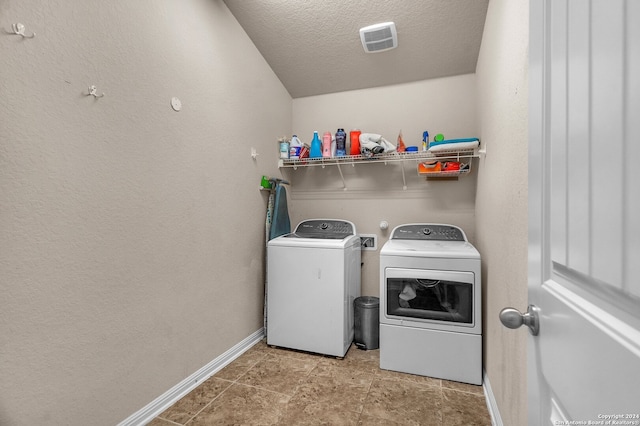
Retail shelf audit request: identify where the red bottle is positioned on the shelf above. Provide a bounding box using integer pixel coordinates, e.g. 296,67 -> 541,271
350,129 -> 361,156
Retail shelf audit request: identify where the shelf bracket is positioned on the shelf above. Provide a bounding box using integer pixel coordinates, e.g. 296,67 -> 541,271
400,161 -> 407,190
336,163 -> 347,191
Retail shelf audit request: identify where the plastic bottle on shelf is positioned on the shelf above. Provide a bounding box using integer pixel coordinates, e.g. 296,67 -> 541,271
310,131 -> 322,158
322,131 -> 332,157
279,137 -> 290,159
397,130 -> 406,153
350,129 -> 361,156
289,135 -> 302,159
422,131 -> 429,151
335,128 -> 346,157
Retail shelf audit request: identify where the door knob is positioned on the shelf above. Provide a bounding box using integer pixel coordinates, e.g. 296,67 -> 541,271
499,305 -> 540,336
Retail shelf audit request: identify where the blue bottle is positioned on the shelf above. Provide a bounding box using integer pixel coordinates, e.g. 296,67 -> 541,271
310,131 -> 322,158
335,128 -> 346,156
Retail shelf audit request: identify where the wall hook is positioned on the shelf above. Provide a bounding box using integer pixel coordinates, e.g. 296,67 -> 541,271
10,23 -> 35,38
88,85 -> 105,98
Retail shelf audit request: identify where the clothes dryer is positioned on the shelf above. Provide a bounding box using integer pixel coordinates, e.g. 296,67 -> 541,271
267,219 -> 361,357
379,224 -> 482,385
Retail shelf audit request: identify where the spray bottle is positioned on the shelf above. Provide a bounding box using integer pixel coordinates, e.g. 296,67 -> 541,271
422,131 -> 429,151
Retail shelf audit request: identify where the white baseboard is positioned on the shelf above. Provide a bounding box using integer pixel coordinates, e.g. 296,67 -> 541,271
118,328 -> 265,426
482,369 -> 504,426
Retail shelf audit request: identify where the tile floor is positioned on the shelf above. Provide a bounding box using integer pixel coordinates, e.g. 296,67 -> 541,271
148,340 -> 492,426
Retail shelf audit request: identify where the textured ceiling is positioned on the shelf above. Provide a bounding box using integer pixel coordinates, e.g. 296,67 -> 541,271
223,0 -> 489,98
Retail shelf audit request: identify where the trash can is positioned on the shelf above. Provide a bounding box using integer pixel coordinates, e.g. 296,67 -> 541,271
354,296 -> 379,350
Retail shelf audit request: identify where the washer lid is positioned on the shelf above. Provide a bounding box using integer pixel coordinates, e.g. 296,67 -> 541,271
380,239 -> 480,259
269,234 -> 360,249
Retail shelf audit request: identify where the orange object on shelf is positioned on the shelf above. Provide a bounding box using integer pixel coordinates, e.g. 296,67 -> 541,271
442,161 -> 461,172
397,130 -> 406,153
418,161 -> 442,174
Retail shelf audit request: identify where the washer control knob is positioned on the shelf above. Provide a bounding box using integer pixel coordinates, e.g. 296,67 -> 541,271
320,223 -> 329,230
422,227 -> 432,235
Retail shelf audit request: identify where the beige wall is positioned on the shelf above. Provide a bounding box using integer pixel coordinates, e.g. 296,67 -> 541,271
290,76 -> 479,296
475,1 -> 529,425
0,1 -> 291,424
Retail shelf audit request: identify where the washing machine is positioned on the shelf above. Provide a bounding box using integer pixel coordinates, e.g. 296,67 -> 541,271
379,223 -> 482,385
267,219 -> 361,357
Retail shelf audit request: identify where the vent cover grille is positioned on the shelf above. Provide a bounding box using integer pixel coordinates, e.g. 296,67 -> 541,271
360,22 -> 397,53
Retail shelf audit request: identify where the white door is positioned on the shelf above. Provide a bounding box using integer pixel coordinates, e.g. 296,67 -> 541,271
525,0 -> 640,424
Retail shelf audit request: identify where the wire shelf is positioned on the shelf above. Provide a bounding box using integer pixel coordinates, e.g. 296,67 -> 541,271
278,148 -> 480,190
279,149 -> 478,169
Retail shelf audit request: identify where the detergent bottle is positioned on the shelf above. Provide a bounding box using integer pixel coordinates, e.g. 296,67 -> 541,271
350,129 -> 361,155
310,131 -> 322,158
335,128 -> 346,156
322,131 -> 332,157
289,135 -> 302,159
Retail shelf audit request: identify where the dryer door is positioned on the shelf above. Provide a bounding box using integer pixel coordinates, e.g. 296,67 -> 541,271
382,268 -> 478,332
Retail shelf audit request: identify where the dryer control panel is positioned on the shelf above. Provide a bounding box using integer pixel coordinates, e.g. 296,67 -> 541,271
390,224 -> 466,241
287,219 -> 356,240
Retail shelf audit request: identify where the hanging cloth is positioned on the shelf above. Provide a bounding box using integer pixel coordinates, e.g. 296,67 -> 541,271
265,189 -> 275,244
264,181 -> 291,337
269,184 -> 291,240
264,188 -> 274,336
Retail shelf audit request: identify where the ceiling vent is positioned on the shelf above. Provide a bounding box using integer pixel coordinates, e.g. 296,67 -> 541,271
359,22 -> 398,53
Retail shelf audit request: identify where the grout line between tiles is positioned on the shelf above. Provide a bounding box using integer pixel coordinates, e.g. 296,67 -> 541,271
442,387 -> 486,397
178,378 -> 236,426
229,381 -> 294,399
178,382 -> 294,425
180,354 -> 277,423
439,385 -> 445,425
153,417 -> 183,426
357,369 -> 375,425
